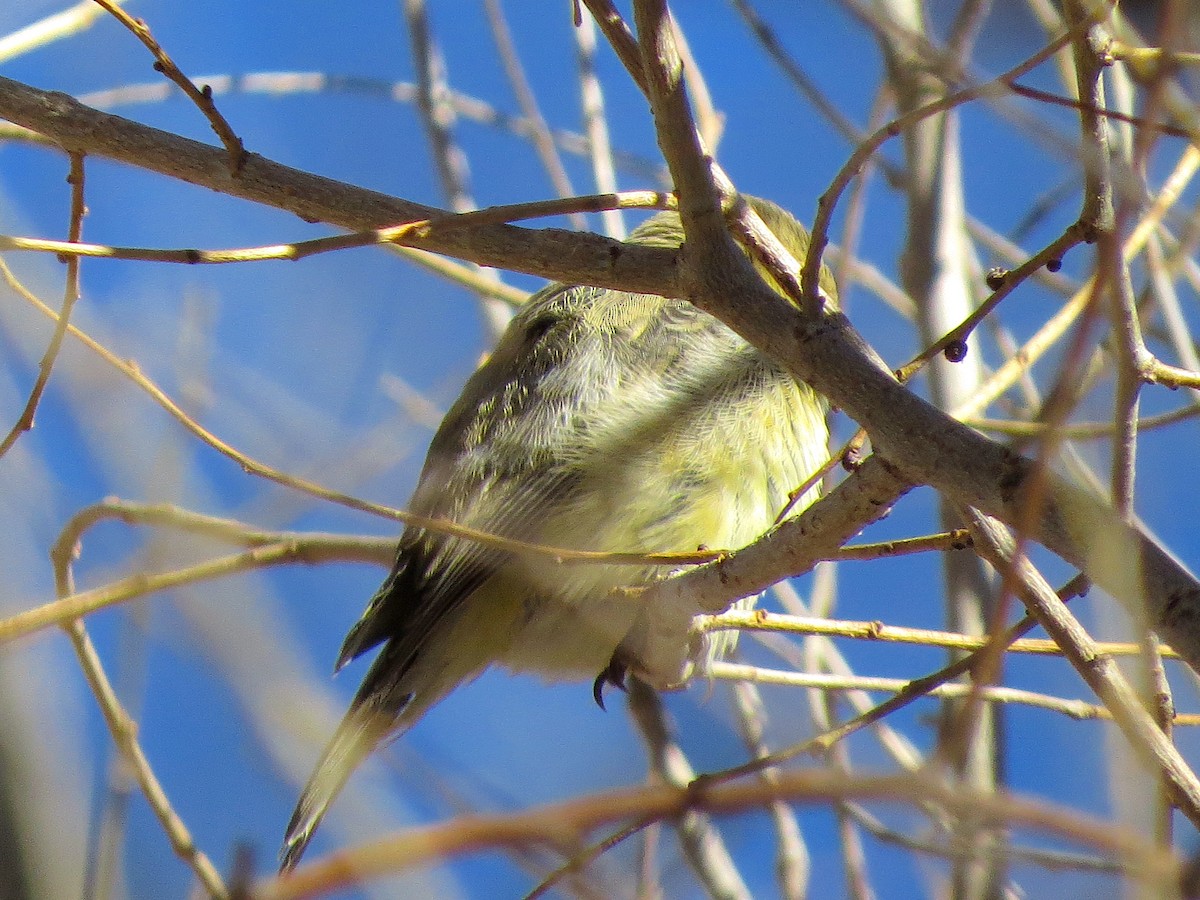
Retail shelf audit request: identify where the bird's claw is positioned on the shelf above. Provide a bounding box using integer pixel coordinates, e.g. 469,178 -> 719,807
592,651 -> 630,711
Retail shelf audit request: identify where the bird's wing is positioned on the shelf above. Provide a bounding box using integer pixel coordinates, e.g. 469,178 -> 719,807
335,283 -> 692,681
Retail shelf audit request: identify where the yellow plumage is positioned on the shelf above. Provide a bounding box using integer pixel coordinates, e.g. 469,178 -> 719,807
280,196 -> 836,869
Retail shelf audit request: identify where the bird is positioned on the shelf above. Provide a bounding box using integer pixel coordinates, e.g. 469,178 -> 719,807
279,196 -> 836,870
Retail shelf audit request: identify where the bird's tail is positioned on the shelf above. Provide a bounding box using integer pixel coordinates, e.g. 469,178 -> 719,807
278,636 -> 468,872
279,700 -> 392,872
280,600 -> 492,870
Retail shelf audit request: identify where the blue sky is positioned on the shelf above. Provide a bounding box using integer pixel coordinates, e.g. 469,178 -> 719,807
1,1 -> 1198,898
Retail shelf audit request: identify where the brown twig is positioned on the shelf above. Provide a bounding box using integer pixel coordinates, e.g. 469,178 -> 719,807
89,0 -> 245,171
0,190 -> 674,266
894,225 -> 1089,383
709,661 -> 1200,725
1007,81 -> 1199,143
0,261 -> 718,572
34,147 -> 230,897
801,30 -> 1078,316
258,770 -> 1178,898
0,152 -> 86,458
699,608 -> 1181,659
573,7 -> 628,239
966,510 -> 1200,830
482,0 -> 581,226
695,574 -> 1089,786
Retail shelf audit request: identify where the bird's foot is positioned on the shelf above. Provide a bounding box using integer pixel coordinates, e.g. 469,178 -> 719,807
592,618 -> 698,710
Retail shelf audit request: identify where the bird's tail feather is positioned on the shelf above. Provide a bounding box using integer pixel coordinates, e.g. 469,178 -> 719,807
281,621 -> 488,870
278,700 -> 396,872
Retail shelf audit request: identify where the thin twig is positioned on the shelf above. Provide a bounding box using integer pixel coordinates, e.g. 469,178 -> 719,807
708,661 -> 1200,725
696,574 -> 1090,785
0,190 -> 674,265
802,30 -> 1078,314
63,619 -> 230,898
0,260 -> 722,571
965,510 -> 1200,830
698,609 -> 1181,660
89,0 -> 245,171
51,498 -> 397,571
3,542 -> 337,644
482,0 -> 582,225
573,7 -> 627,239
894,225 -> 1088,383
1007,81 -> 1199,143
404,0 -> 511,337
833,529 -> 973,560
843,802 -> 1124,874
257,770 -> 1179,899
0,152 -> 86,459
966,404 -> 1200,439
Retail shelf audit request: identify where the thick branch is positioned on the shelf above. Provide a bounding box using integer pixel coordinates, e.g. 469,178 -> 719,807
624,1 -> 1200,675
0,75 -> 672,295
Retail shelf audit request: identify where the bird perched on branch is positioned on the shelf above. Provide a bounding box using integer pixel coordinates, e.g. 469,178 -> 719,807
280,196 -> 836,870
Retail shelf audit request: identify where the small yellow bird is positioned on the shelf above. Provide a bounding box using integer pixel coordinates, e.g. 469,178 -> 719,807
280,196 -> 835,869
